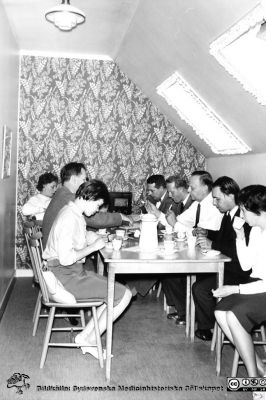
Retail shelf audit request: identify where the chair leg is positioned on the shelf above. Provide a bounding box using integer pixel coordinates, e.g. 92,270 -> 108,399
216,325 -> 223,376
156,282 -> 162,298
92,306 -> 104,368
32,290 -> 42,323
211,322 -> 218,351
80,310 -> 86,328
33,292 -> 42,336
40,307 -> 55,368
163,295 -> 170,314
231,349 -> 240,377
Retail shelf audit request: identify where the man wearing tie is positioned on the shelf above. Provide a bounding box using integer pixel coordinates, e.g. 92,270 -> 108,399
144,174 -> 179,229
165,176 -> 193,216
164,171 -> 223,324
160,176 -> 193,322
192,176 -> 251,341
166,170 -> 222,236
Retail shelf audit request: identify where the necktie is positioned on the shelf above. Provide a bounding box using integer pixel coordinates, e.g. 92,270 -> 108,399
194,203 -> 201,228
179,202 -> 184,214
224,212 -> 232,227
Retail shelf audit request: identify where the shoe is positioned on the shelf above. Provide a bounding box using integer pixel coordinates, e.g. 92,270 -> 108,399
68,317 -> 79,326
195,329 -> 212,341
167,312 -> 180,320
175,316 -> 186,325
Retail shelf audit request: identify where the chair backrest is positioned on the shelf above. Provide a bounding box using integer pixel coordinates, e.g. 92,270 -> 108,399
24,221 -> 39,282
29,232 -> 50,303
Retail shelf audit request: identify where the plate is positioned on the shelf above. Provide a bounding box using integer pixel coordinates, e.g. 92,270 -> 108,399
201,250 -> 221,257
160,249 -> 178,255
175,237 -> 186,242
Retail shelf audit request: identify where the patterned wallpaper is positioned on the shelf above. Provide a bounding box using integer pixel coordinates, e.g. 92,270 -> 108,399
17,56 -> 205,269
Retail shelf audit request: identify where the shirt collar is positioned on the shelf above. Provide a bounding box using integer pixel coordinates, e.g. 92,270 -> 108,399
198,191 -> 213,205
68,201 -> 84,217
160,190 -> 167,202
229,205 -> 238,219
183,194 -> 190,205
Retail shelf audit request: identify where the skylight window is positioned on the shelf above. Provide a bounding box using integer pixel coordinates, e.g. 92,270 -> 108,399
210,3 -> 266,105
157,72 -> 251,155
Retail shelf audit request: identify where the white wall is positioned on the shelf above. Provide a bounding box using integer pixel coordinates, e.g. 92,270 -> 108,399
0,0 -> 19,312
207,153 -> 266,188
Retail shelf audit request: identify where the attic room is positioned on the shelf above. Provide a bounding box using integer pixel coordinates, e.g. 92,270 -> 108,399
1,0 -> 266,398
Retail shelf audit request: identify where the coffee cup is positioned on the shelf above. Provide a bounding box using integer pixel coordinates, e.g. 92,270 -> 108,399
115,229 -> 125,238
164,239 -> 175,253
177,231 -> 186,240
186,233 -> 196,248
165,225 -> 173,234
112,237 -> 122,251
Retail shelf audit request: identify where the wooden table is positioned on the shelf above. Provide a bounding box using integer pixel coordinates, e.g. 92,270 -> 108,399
99,240 -> 231,382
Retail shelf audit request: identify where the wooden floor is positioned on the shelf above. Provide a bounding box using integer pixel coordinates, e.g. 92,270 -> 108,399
0,278 -> 251,400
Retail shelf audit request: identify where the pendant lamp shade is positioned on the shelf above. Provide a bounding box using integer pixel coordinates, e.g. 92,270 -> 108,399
45,0 -> 85,31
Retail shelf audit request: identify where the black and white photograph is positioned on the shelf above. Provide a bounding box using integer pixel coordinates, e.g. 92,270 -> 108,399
0,1 -> 266,400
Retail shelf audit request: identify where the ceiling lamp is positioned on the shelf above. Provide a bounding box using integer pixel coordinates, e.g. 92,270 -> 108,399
45,0 -> 85,31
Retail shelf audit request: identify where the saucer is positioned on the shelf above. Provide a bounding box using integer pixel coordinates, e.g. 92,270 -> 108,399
160,249 -> 178,256
201,250 -> 221,257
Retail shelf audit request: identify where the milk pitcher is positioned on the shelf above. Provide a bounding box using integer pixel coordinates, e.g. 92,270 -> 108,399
139,213 -> 158,251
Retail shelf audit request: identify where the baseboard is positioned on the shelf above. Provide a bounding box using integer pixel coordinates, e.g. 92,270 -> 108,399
15,270 -> 33,277
0,275 -> 16,321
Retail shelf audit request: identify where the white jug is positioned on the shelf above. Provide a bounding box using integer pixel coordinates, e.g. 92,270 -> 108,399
139,213 -> 158,251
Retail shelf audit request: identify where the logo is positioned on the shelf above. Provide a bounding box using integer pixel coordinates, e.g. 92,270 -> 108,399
227,378 -> 240,391
7,373 -> 30,395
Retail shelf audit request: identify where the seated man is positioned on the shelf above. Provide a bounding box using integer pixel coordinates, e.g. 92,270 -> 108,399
166,170 -> 222,237
123,174 -> 179,297
43,180 -> 132,358
160,176 -> 193,322
42,162 -> 131,249
192,176 -> 251,340
163,171 -> 223,325
143,174 -> 179,230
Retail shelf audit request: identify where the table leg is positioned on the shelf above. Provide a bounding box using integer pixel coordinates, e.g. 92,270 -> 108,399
190,275 -> 196,342
106,267 -> 115,383
185,275 -> 191,338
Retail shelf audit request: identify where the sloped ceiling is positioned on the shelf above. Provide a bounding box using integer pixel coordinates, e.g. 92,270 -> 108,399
2,0 -> 266,157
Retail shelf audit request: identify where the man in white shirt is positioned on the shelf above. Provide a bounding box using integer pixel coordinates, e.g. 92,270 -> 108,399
163,171 -> 223,325
192,176 -> 251,341
166,170 -> 223,235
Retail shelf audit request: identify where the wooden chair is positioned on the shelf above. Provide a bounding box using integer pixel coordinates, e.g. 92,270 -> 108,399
212,321 -> 266,376
24,221 -> 45,333
29,233 -> 104,369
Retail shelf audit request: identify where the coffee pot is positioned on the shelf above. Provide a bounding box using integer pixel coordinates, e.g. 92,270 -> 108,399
139,213 -> 158,251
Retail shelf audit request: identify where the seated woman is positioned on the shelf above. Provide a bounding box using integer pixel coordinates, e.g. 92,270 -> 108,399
42,179 -> 132,359
214,185 -> 266,387
22,172 -> 58,220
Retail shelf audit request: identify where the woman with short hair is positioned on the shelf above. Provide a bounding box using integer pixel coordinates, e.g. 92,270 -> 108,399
43,179 -> 132,359
214,185 -> 266,393
22,172 -> 58,220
